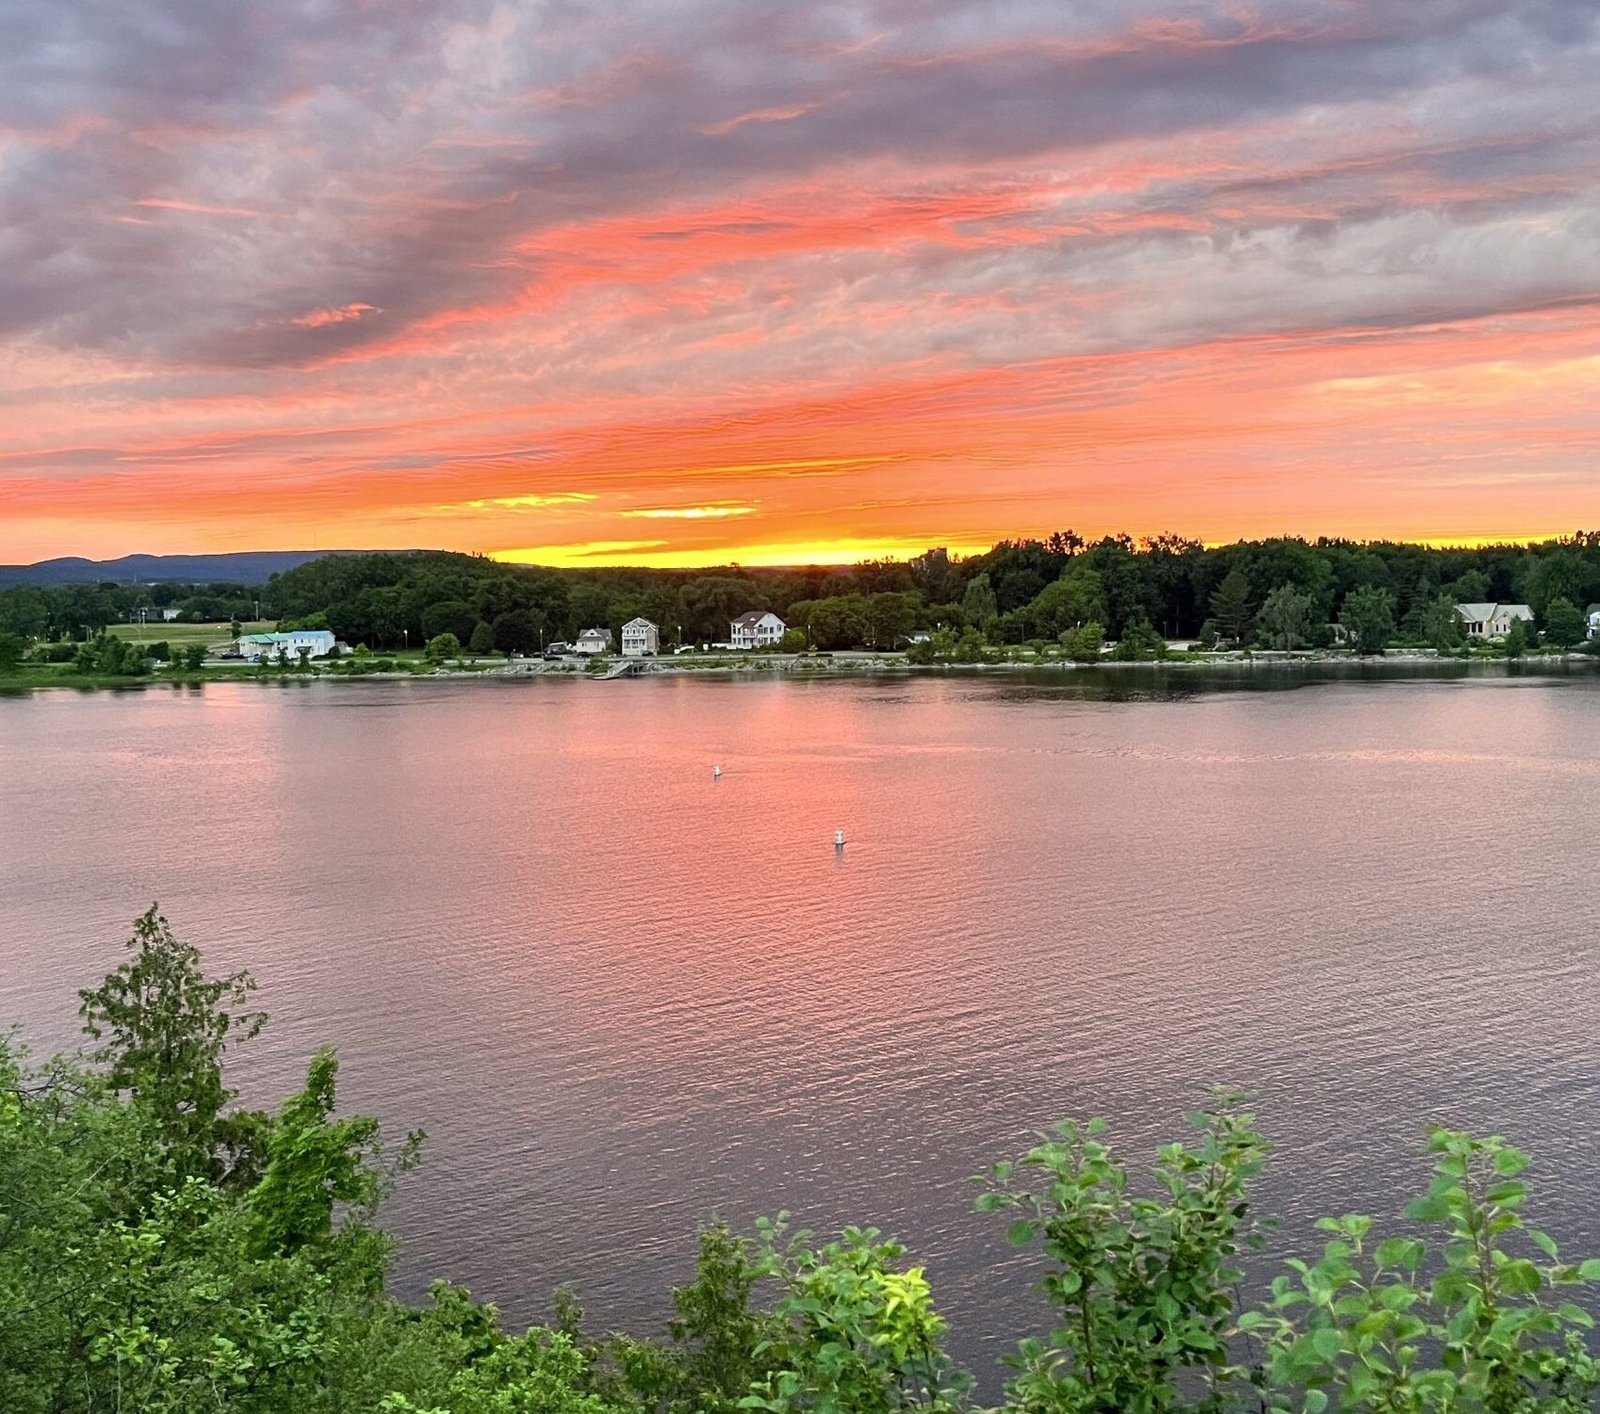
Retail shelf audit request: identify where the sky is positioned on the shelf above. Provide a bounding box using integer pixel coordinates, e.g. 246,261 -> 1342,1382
2,1 -> 1598,567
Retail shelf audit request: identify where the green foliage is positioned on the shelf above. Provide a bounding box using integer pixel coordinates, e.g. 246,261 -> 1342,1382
78,904 -> 266,1175
1110,617 -> 1169,660
1340,585 -> 1397,655
1027,567 -> 1106,639
1059,622 -> 1105,662
426,632 -> 463,663
1250,1129 -> 1599,1411
977,1092 -> 1269,1412
1210,569 -> 1254,645
1258,584 -> 1314,650
1502,617 -> 1530,658
0,630 -> 25,672
379,1326 -> 615,1413
1541,597 -> 1585,648
741,1219 -> 969,1413
246,1048 -> 403,1257
492,611 -> 540,656
469,620 -> 494,654
70,633 -> 152,676
1423,593 -> 1466,651
961,573 -> 999,630
777,628 -> 809,653
9,911 -> 1600,1414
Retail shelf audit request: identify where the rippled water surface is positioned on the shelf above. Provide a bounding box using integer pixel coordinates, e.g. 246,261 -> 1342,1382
4,670 -> 1599,1375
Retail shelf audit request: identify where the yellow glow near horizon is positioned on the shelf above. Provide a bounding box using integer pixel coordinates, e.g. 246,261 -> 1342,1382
492,536 -> 993,569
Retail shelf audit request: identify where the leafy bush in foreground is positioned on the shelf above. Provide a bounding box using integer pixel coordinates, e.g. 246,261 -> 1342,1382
1,909 -> 1596,1412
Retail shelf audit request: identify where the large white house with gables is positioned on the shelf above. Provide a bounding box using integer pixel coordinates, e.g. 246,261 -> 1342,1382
730,610 -> 786,649
1455,602 -> 1534,640
620,618 -> 659,657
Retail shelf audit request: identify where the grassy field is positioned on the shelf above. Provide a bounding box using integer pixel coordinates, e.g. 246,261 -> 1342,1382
106,620 -> 273,645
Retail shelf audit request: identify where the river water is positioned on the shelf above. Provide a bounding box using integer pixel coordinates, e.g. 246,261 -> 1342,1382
3,667 -> 1599,1377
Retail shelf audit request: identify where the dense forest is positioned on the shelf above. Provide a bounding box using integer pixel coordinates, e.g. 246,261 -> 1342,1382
5,908 -> 1598,1412
3,531 -> 1600,655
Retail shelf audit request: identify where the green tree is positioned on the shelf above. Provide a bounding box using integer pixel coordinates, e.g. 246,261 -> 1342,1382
491,610 -> 540,657
1058,622 -> 1105,662
1422,592 -> 1465,651
1209,568 -> 1253,645
744,1220 -> 968,1413
977,1093 -> 1267,1412
0,631 -> 25,673
1257,583 -> 1313,650
1339,585 -> 1396,655
1503,616 -> 1530,659
78,904 -> 266,1175
1542,595 -> 1586,647
469,620 -> 493,655
246,1048 -> 390,1257
1251,1129 -> 1600,1410
960,573 -> 998,632
1110,617 -> 1168,661
426,631 -> 463,663
1025,566 -> 1106,638
865,592 -> 919,649
421,599 -> 477,645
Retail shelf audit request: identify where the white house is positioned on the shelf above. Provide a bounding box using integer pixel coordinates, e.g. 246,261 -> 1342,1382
1455,602 -> 1534,639
1587,604 -> 1600,640
575,627 -> 613,656
620,617 -> 659,657
237,629 -> 337,662
730,610 -> 786,649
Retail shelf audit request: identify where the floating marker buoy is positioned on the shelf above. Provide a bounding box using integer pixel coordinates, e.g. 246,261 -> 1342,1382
834,830 -> 846,849
713,764 -> 722,779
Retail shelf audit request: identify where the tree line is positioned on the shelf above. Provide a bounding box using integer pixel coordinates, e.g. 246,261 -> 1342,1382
4,909 -> 1599,1412
4,532 -> 1599,657
196,531 -> 1600,654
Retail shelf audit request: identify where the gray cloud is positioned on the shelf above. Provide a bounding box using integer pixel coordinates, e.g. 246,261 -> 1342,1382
1,0 -> 1597,377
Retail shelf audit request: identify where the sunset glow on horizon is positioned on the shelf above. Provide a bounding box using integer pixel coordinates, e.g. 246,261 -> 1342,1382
4,2 -> 1598,566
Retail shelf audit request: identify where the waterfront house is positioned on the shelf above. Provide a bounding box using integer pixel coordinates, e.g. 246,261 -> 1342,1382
1455,602 -> 1534,639
730,610 -> 786,649
1587,604 -> 1600,640
237,629 -> 337,662
620,618 -> 659,657
575,627 -> 613,656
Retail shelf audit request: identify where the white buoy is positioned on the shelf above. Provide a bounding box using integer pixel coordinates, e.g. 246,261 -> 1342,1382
713,764 -> 722,779
834,829 -> 846,849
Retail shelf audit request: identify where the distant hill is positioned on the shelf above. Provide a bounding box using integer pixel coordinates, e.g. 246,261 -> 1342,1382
0,550 -> 397,586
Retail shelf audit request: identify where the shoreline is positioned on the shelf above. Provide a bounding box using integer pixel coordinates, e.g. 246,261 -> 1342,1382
5,647 -> 1599,693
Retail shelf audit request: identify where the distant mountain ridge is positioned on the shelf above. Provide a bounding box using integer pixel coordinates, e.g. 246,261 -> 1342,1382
0,550 -> 399,586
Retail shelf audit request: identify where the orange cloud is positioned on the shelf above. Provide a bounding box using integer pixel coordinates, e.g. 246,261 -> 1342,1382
288,303 -> 383,329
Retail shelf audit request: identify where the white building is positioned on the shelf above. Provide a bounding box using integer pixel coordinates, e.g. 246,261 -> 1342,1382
1587,604 -> 1600,640
1455,602 -> 1534,639
730,610 -> 786,649
620,618 -> 659,657
237,629 -> 337,662
575,627 -> 613,656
